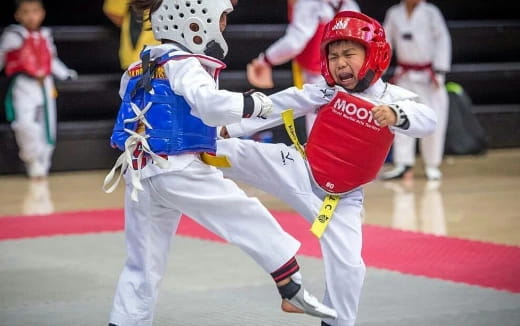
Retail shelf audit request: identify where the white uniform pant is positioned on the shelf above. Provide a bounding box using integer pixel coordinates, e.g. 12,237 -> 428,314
10,75 -> 56,177
217,138 -> 366,326
109,158 -> 300,326
392,75 -> 449,168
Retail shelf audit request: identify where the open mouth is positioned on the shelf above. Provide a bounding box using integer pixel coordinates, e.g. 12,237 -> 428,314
338,72 -> 354,82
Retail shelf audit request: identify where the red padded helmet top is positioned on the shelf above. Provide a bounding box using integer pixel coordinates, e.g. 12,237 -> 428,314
320,11 -> 391,91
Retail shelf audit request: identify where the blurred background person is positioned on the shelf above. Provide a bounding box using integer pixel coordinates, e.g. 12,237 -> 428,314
247,0 -> 360,135
0,0 -> 77,180
103,0 -> 159,69
380,0 -> 451,180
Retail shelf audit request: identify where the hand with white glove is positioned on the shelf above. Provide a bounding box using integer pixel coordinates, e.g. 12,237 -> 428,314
242,90 -> 273,119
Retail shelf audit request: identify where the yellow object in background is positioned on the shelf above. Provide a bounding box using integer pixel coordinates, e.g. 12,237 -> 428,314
291,61 -> 304,89
103,0 -> 160,69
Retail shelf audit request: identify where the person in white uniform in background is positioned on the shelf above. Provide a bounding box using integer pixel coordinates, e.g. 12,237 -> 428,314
381,0 -> 451,180
103,0 -> 337,325
247,0 -> 360,135
219,11 -> 436,326
0,0 -> 77,180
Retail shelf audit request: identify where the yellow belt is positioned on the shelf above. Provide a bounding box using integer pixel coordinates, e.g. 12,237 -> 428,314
200,152 -> 231,168
282,109 -> 339,238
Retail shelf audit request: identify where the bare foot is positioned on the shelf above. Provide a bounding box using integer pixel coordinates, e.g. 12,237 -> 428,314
281,299 -> 303,313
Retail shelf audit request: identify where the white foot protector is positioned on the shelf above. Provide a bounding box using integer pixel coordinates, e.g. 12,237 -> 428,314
287,288 -> 338,319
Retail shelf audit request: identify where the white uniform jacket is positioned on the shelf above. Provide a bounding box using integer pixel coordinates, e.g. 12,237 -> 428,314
384,1 -> 451,76
225,79 -> 437,139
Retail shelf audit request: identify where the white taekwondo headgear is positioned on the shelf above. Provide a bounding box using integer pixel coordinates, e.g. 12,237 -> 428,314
151,0 -> 233,60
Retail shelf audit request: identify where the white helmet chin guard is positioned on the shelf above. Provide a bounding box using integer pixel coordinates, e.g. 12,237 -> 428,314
151,0 -> 233,60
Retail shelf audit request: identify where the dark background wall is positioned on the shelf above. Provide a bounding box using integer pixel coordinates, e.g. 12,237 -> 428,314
1,0 -> 519,174
2,0 -> 520,26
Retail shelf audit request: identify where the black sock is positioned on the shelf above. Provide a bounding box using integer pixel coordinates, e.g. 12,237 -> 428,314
277,279 -> 301,299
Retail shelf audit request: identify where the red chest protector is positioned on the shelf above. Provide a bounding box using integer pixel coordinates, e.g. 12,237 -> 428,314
5,32 -> 52,78
305,92 -> 394,194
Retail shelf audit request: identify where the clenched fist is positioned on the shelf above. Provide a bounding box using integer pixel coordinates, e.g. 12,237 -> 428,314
371,105 -> 397,127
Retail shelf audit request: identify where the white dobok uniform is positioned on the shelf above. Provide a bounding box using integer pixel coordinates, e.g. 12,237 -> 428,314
218,79 -> 436,326
108,44 -> 301,326
384,1 -> 451,169
266,0 -> 360,134
0,25 -> 72,177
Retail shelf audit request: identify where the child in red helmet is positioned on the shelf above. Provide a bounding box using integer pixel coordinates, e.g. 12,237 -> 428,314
218,11 -> 437,326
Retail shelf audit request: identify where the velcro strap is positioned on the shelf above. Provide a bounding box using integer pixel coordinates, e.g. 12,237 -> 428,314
200,152 -> 231,168
242,91 -> 255,118
310,194 -> 340,238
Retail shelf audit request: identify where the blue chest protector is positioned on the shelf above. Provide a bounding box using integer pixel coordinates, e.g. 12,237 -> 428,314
110,50 -> 216,155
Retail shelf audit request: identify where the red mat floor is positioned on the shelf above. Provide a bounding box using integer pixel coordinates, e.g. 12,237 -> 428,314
1,209 -> 519,293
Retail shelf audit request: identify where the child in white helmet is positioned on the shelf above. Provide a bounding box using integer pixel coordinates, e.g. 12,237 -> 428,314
103,0 -> 337,325
218,11 -> 437,326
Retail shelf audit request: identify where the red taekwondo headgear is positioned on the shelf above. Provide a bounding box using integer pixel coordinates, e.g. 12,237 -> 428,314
320,11 -> 391,92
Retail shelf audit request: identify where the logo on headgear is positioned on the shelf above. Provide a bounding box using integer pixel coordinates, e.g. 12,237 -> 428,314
332,19 -> 348,31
